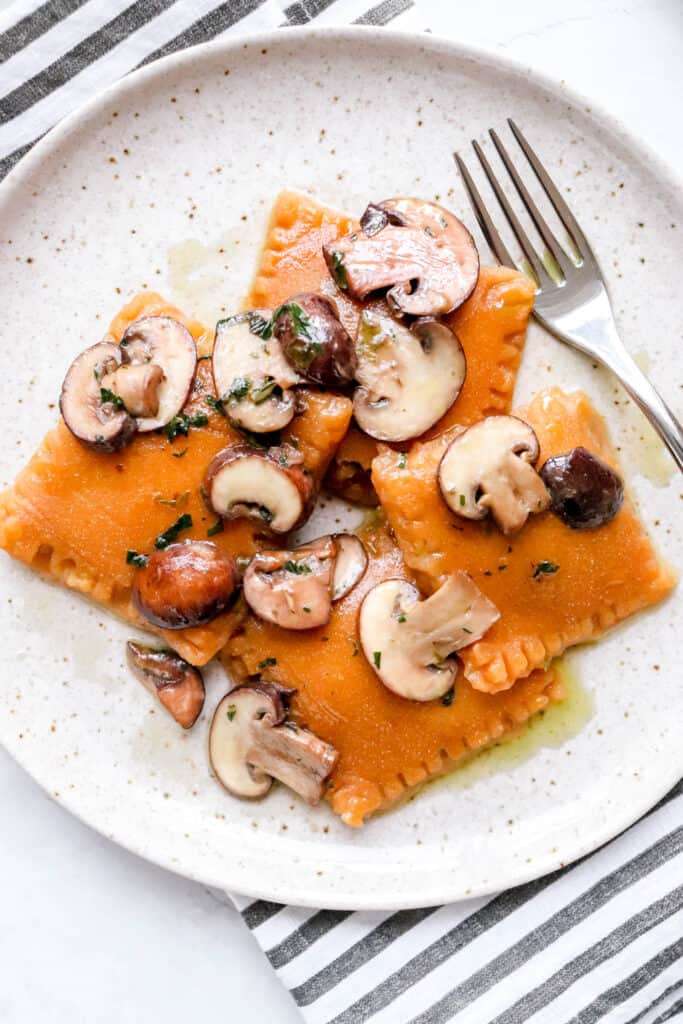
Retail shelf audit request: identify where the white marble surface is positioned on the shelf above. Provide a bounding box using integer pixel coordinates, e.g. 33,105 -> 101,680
1,1 -> 681,1021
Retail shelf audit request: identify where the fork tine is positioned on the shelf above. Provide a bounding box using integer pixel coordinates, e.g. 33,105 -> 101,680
471,139 -> 551,287
488,128 -> 573,276
507,118 -> 594,261
453,153 -> 519,274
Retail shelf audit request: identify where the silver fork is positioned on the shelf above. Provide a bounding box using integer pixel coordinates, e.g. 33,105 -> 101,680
454,119 -> 683,472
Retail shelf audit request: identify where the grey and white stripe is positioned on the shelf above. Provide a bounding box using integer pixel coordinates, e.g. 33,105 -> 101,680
0,2 -> 680,1021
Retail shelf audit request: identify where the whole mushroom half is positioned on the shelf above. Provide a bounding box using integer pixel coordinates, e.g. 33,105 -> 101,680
209,682 -> 338,804
438,415 -> 551,535
323,197 -> 480,317
205,443 -> 314,533
126,641 -> 205,729
272,293 -> 357,387
60,341 -> 137,452
353,308 -> 466,441
132,540 -> 241,629
243,533 -> 367,629
117,316 -> 197,432
540,446 -> 624,530
359,572 -> 500,701
212,311 -> 301,433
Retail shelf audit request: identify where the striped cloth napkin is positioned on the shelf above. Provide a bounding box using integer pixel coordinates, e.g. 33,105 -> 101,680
1,2 -> 681,1022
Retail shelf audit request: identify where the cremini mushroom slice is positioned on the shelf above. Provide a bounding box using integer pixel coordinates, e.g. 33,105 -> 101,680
331,533 -> 368,600
359,572 -> 499,702
272,293 -> 357,387
117,316 -> 197,432
243,536 -> 336,629
132,541 -> 240,629
102,362 -> 165,419
209,682 -> 338,804
353,308 -> 466,441
438,415 -> 551,534
212,311 -> 301,433
204,443 -> 314,533
60,340 -> 137,452
323,197 -> 479,316
126,641 -> 205,729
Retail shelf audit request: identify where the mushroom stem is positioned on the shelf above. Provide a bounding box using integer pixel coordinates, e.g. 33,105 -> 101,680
126,641 -> 205,729
246,721 -> 338,805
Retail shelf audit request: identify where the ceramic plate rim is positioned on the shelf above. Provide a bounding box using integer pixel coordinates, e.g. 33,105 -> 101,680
1,25 -> 681,910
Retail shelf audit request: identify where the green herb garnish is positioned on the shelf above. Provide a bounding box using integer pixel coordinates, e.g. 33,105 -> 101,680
126,550 -> 148,569
259,506 -> 274,525
272,301 -> 312,340
249,313 -> 272,340
282,560 -> 312,575
172,447 -> 189,459
398,453 -> 407,469
441,686 -> 455,707
373,651 -> 382,669
164,412 -> 208,442
459,494 -> 466,507
100,387 -> 125,410
205,394 -> 226,416
258,657 -> 277,669
227,376 -> 251,403
207,519 -> 224,537
329,250 -> 348,289
251,377 -> 277,405
533,560 -> 560,579
397,614 -> 407,624
154,513 -> 193,549
226,704 -> 237,721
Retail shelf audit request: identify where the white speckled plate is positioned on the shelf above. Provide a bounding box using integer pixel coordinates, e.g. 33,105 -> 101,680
0,28 -> 681,910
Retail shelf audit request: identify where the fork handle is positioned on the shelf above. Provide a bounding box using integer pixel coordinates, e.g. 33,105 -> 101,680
600,347 -> 683,473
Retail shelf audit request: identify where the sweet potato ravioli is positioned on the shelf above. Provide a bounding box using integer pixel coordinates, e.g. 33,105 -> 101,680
0,191 -> 674,827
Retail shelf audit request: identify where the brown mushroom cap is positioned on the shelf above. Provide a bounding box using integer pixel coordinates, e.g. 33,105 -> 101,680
243,536 -> 336,629
212,312 -> 300,433
273,293 -> 357,387
204,443 -> 314,533
359,572 -> 499,701
119,316 -> 197,432
132,541 -> 240,629
323,197 -> 479,317
126,641 -> 205,728
438,415 -> 551,534
209,682 -> 338,803
353,308 -> 467,441
60,340 -> 137,452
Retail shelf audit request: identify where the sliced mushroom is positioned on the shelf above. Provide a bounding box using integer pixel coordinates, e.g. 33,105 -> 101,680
359,572 -> 499,701
243,536 -> 336,629
323,197 -> 479,316
324,455 -> 379,507
212,311 -> 300,433
132,541 -> 240,629
540,446 -> 624,529
353,308 -> 466,441
438,415 -> 551,534
119,316 -> 197,431
273,294 -> 357,387
126,641 -> 205,728
209,682 -> 338,803
60,341 -> 137,452
100,363 -> 165,419
205,443 -> 314,533
331,534 -> 368,600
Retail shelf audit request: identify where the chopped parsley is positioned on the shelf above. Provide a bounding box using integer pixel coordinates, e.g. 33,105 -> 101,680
249,313 -> 272,340
373,651 -> 382,669
462,626 -> 472,634
259,506 -> 274,525
302,606 -> 311,613
459,493 -> 466,507
126,550 -> 148,569
207,519 -> 224,537
172,447 -> 189,459
251,377 -> 278,405
258,657 -> 277,669
397,452 -> 407,469
329,250 -> 348,289
441,685 -> 456,707
226,704 -> 237,721
272,301 -> 312,340
205,394 -> 226,416
154,513 -> 193,549
196,354 -> 212,361
533,560 -> 560,579
100,387 -> 125,410
348,637 -> 360,657
397,614 -> 407,624
164,412 -> 208,441
272,303 -> 322,371
282,560 -> 312,575
227,376 -> 251,403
